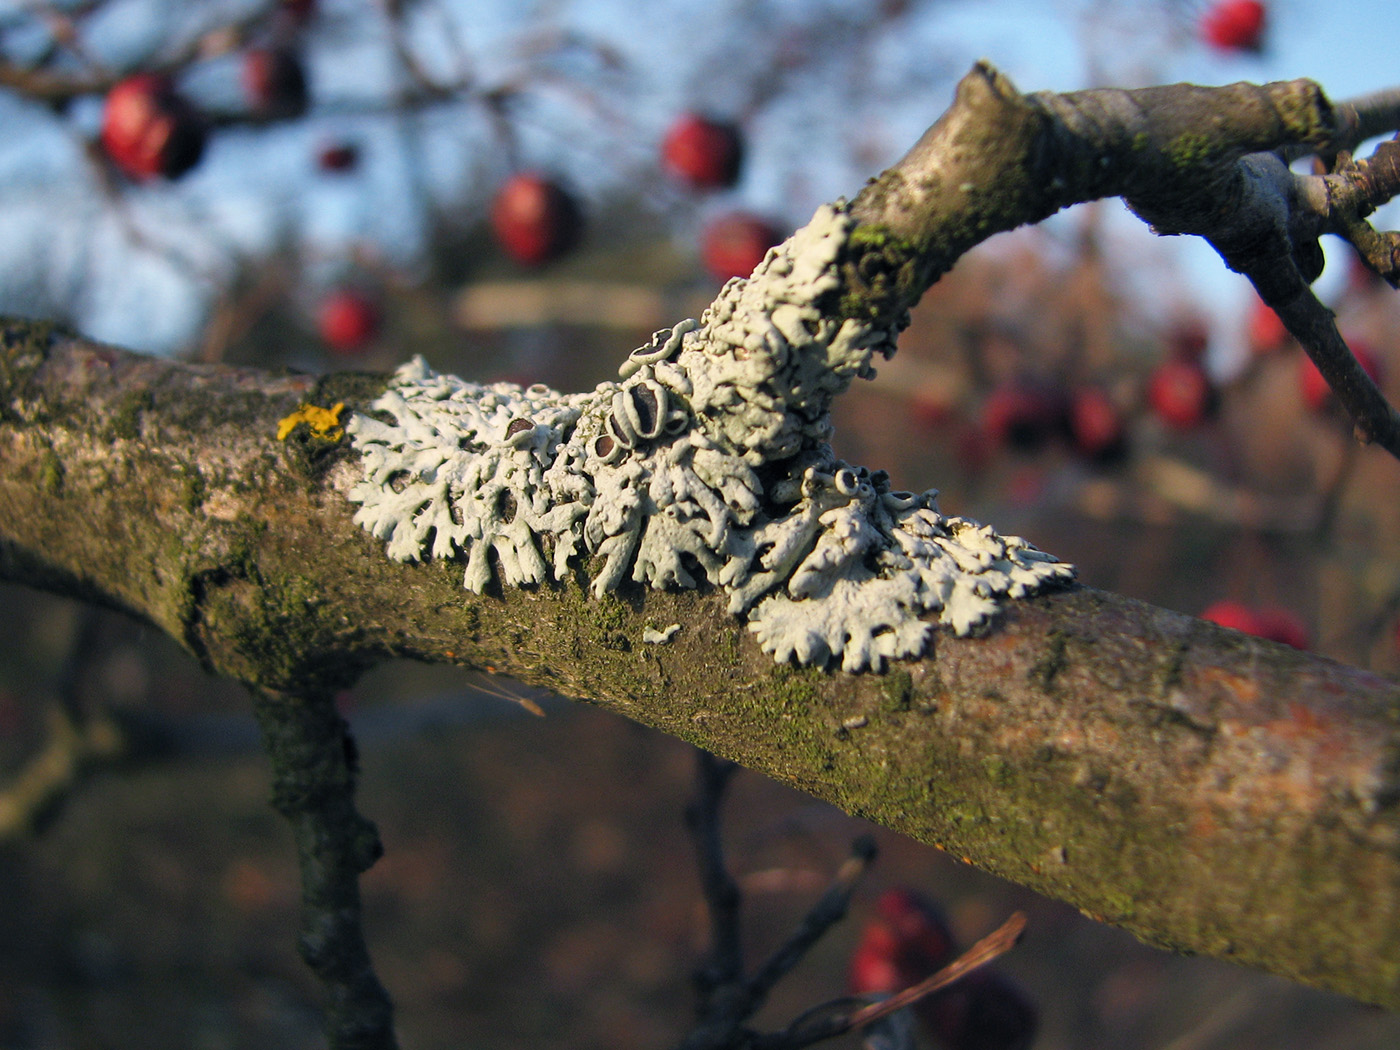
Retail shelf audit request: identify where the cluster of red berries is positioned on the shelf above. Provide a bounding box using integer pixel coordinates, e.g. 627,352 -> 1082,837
1200,600 -> 1309,649
483,112 -> 777,283
663,113 -> 780,283
101,46 -> 314,183
848,888 -> 1038,1050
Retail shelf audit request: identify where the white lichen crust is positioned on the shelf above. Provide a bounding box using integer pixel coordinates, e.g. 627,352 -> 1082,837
348,202 -> 1074,672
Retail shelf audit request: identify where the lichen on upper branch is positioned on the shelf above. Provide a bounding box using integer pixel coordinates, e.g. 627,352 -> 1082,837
347,202 -> 1073,672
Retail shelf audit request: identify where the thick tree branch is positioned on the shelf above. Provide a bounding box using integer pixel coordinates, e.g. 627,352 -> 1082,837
8,67 -> 1400,1016
4,319 -> 1400,1010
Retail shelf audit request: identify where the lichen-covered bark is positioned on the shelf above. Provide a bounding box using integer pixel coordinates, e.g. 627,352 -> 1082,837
7,66 -> 1400,1016
4,319 -> 1400,1010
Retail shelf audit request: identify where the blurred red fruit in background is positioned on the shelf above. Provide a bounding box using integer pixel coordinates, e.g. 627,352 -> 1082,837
1298,340 -> 1382,414
242,47 -> 309,119
981,381 -> 1067,452
490,172 -> 582,267
1147,358 -> 1214,429
1254,607 -> 1309,650
662,113 -> 744,190
1068,386 -> 1126,463
849,889 -> 1037,1050
1201,600 -> 1262,635
700,212 -> 781,282
281,0 -> 316,24
317,141 -> 359,173
1247,294 -> 1289,355
318,289 -> 379,355
1167,317 -> 1208,363
100,73 -> 207,181
1201,0 -> 1266,52
848,888 -> 957,995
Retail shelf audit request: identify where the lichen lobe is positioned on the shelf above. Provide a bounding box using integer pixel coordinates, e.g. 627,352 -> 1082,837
348,202 -> 1073,672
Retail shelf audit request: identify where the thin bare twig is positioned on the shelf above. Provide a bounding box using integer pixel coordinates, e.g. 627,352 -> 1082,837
769,911 -> 1028,1050
688,750 -> 744,1009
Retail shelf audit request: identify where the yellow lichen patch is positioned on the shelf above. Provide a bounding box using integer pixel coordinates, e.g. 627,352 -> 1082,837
277,402 -> 346,442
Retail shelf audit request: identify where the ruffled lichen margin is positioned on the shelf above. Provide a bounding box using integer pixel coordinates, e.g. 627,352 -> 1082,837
347,202 -> 1073,671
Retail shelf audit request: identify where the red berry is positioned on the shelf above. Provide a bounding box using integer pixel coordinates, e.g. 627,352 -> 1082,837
700,213 -> 782,282
1247,295 -> 1289,355
662,113 -> 744,190
318,290 -> 379,355
1201,600 -> 1262,636
1201,0 -> 1266,53
981,381 -> 1067,452
100,73 -> 206,181
281,0 -> 316,23
1254,607 -> 1309,650
848,888 -> 958,996
1146,358 -> 1213,430
848,921 -> 904,995
1167,318 -> 1209,363
1067,386 -> 1125,462
490,172 -> 582,267
242,47 -> 308,119
317,141 -> 359,173
1298,341 -> 1382,414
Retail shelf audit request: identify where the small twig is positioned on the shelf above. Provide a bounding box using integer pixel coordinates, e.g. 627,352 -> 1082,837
687,750 -> 744,1008
252,686 -> 397,1050
770,911 -> 1028,1050
0,609 -> 126,840
0,703 -> 125,840
677,828 -> 879,1050
745,836 -> 878,1005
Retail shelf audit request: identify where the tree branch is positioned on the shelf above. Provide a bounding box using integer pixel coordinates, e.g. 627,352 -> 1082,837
253,684 -> 396,1050
7,66 -> 1400,1015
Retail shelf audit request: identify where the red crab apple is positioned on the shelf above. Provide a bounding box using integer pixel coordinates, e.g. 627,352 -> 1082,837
317,141 -> 359,173
242,47 -> 308,119
848,888 -> 957,995
318,289 -> 379,355
1201,0 -> 1266,53
100,73 -> 207,181
662,113 -> 743,190
1068,385 -> 1126,463
1298,340 -> 1382,414
1254,606 -> 1309,650
849,890 -> 1037,1050
1147,358 -> 1214,430
700,212 -> 782,282
981,381 -> 1067,452
1201,600 -> 1262,635
1167,317 -> 1209,363
490,172 -> 582,267
1247,294 -> 1289,355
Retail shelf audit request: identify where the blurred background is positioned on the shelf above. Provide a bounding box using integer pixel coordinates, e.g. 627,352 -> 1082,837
5,0 -> 1400,1046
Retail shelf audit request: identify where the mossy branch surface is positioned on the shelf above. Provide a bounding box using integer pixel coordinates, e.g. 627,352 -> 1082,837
5,318 -> 1400,1010
7,68 -> 1400,1015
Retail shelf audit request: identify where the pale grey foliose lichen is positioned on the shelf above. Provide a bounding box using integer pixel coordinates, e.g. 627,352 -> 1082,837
348,202 -> 1074,672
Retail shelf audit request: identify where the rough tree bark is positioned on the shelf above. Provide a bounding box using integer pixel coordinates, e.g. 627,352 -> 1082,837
5,64 -> 1400,1023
